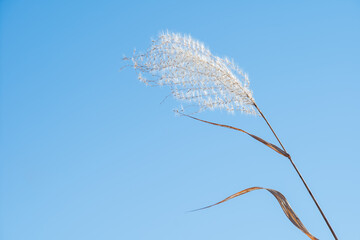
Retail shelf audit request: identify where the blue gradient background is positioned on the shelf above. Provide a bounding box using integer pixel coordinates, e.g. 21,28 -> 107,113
1,1 -> 359,239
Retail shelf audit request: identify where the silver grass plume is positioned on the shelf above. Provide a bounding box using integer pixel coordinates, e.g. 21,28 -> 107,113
127,32 -> 257,115
125,32 -> 338,240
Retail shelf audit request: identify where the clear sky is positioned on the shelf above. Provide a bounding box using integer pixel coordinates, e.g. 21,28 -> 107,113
1,0 -> 359,239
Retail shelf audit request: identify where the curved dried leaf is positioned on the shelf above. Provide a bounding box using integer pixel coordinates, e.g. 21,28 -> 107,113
178,112 -> 289,158
192,187 -> 318,240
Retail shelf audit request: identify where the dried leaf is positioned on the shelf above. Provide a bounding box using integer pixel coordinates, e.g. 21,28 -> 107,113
178,112 -> 290,158
192,187 -> 318,240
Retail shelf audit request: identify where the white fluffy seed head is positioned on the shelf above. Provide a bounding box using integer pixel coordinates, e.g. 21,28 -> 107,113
129,32 -> 257,115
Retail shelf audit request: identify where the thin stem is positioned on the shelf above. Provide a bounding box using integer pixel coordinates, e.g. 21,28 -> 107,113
253,103 -> 287,152
253,103 -> 338,240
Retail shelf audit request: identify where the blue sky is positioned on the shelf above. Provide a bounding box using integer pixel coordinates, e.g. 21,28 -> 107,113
1,0 -> 359,239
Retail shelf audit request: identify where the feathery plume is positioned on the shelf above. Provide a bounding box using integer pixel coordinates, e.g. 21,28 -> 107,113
127,32 -> 257,115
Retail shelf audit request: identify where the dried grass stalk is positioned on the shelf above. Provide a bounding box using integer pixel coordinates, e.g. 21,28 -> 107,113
125,32 -> 338,240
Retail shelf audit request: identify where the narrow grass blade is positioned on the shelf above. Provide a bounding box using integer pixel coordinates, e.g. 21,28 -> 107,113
192,187 -> 318,240
178,112 -> 289,158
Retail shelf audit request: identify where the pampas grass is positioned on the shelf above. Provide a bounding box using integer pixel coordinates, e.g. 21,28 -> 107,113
124,32 -> 338,240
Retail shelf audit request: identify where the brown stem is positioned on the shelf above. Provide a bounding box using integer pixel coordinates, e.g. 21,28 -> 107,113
253,103 -> 338,240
